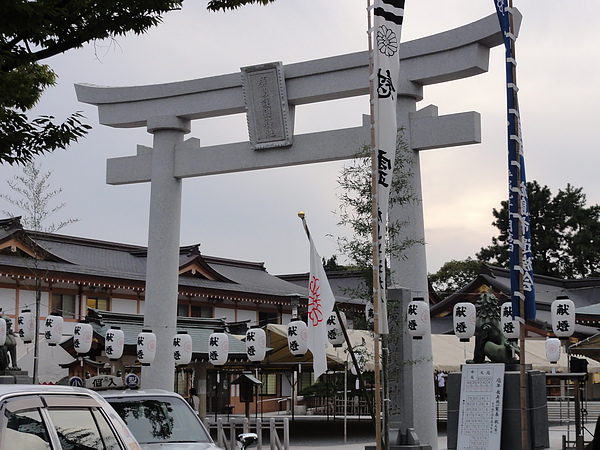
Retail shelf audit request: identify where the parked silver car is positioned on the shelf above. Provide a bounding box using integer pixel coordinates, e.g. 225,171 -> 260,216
100,388 -> 222,450
0,384 -> 142,449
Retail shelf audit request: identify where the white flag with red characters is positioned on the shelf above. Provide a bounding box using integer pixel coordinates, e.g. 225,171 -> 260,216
307,234 -> 336,379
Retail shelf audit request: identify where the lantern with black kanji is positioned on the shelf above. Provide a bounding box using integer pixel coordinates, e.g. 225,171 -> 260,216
173,331 -> 193,366
287,320 -> 308,356
546,337 -> 561,364
406,299 -> 429,340
73,322 -> 94,354
137,329 -> 157,366
500,302 -> 520,340
44,314 -> 64,346
105,326 -> 125,361
245,328 -> 266,362
208,332 -> 228,366
453,302 -> 476,342
0,317 -> 6,346
552,296 -> 575,339
326,312 -> 346,347
18,310 -> 35,343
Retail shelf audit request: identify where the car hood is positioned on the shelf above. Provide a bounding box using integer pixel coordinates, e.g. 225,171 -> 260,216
139,443 -> 222,450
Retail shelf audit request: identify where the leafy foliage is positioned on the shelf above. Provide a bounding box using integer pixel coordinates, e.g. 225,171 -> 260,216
298,381 -> 336,399
0,0 -> 183,164
206,0 -> 277,11
0,161 -> 79,232
477,180 -> 600,278
335,134 -> 419,271
333,131 -> 420,326
428,257 -> 482,299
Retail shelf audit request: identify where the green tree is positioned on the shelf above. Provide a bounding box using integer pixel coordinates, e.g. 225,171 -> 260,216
206,0 -> 277,11
1,0 -> 184,165
0,161 -> 79,383
334,131 -> 420,321
1,162 -> 79,232
477,180 -> 600,278
428,257 -> 482,299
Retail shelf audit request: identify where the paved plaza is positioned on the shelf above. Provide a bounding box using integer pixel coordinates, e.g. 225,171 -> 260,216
229,415 -> 594,450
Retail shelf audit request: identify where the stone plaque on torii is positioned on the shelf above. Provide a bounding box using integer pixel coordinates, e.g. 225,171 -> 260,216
76,12 -> 517,449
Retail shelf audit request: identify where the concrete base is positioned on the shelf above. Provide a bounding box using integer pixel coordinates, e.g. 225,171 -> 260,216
365,428 -> 433,450
447,369 -> 550,450
0,370 -> 33,384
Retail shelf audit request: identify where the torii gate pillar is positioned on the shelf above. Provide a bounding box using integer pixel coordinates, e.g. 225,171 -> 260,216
76,11 -> 519,450
143,115 -> 190,387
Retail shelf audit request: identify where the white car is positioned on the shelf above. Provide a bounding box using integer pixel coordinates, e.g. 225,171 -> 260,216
0,384 -> 142,449
99,388 -> 222,450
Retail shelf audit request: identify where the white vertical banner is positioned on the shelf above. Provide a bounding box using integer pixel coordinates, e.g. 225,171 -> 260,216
372,0 -> 404,335
307,233 -> 336,379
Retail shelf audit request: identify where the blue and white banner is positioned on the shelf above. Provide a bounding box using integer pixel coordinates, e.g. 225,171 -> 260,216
371,0 -> 404,334
494,0 -> 535,320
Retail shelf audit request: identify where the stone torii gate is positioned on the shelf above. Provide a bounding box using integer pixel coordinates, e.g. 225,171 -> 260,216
76,12 -> 517,449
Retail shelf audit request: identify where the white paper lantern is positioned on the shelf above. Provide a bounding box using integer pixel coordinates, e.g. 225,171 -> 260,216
365,302 -> 374,325
18,310 -> 35,343
245,328 -> 266,362
105,327 -> 125,361
453,302 -> 476,342
500,302 -> 520,340
287,320 -> 308,356
326,312 -> 346,347
73,322 -> 94,354
546,337 -> 561,364
208,332 -> 229,366
552,296 -> 575,338
137,329 -> 157,365
173,331 -> 193,366
406,299 -> 429,339
0,318 -> 6,346
44,314 -> 64,346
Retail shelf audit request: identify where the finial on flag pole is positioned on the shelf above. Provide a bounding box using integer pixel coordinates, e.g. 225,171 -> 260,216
297,210 -> 335,380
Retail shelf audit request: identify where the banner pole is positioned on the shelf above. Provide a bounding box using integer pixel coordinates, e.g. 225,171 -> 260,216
367,0 -> 383,448
506,2 -> 529,448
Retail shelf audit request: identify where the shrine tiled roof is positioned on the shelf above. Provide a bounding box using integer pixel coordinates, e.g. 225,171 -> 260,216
0,217 -> 308,302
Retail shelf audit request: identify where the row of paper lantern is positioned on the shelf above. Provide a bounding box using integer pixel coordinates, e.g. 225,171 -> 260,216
450,296 -> 575,342
363,299 -> 434,340
450,296 -> 576,364
12,310 -> 346,368
285,311 -> 347,359
11,311 -> 222,367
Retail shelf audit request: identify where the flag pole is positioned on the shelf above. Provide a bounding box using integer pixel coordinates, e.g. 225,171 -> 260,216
507,1 -> 529,446
367,0 -> 384,448
297,212 -> 377,428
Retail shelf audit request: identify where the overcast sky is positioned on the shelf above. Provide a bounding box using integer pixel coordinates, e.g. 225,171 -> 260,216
1,0 -> 599,277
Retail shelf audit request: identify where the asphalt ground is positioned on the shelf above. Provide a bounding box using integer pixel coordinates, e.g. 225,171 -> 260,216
237,417 -> 585,449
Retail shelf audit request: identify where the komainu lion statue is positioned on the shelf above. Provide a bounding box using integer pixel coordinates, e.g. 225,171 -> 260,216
0,316 -> 20,371
468,291 -> 519,365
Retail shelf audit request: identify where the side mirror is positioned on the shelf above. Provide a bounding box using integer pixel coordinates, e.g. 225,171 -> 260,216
237,432 -> 258,449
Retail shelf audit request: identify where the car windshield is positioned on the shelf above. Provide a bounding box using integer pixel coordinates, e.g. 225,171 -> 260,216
107,396 -> 211,444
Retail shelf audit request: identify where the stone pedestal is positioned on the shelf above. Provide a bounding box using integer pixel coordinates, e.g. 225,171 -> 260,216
447,369 -> 549,450
0,370 -> 33,384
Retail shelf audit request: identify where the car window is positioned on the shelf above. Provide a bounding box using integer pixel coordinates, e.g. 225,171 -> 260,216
47,408 -> 121,450
108,396 -> 211,444
5,409 -> 52,450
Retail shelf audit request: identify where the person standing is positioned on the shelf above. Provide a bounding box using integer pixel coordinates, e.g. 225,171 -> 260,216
187,388 -> 200,415
437,371 -> 447,401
